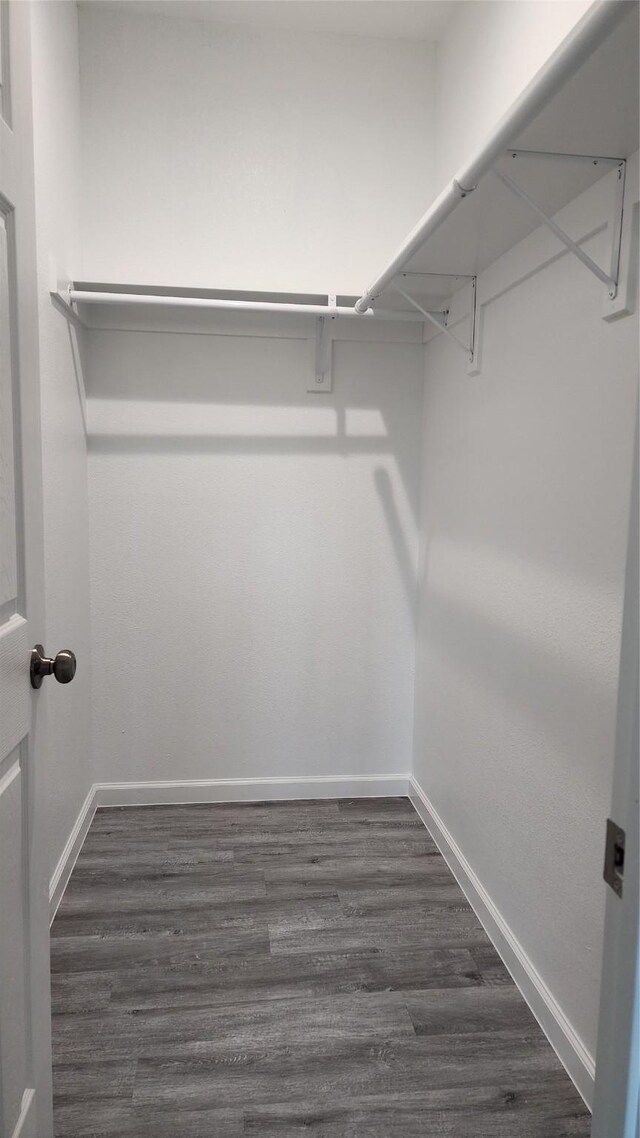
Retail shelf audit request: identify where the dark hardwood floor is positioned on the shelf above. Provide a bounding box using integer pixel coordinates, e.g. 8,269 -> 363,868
50,798 -> 591,1136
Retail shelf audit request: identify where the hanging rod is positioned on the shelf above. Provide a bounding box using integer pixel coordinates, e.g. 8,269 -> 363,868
354,0 -> 628,313
67,289 -> 424,322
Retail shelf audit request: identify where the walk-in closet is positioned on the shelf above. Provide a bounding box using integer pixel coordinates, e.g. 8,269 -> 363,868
0,1 -> 638,1135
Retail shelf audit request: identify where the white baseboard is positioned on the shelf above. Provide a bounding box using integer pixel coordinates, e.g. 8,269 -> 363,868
48,775 -> 410,917
409,775 -> 595,1108
49,786 -> 98,923
94,773 -> 412,807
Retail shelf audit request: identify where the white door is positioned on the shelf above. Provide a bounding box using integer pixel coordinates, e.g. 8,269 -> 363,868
0,2 -> 54,1136
591,415 -> 639,1138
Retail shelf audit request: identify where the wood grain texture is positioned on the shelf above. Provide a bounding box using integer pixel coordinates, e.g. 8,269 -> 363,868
50,798 -> 590,1136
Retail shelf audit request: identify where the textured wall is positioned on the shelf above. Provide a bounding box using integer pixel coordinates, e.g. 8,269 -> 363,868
78,7 -> 436,295
435,0 -> 590,185
413,166 -> 639,1067
86,329 -> 423,785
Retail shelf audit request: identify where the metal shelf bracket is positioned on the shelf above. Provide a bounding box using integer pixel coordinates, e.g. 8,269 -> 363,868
308,294 -> 337,393
49,286 -> 87,329
393,275 -> 478,364
495,155 -> 626,300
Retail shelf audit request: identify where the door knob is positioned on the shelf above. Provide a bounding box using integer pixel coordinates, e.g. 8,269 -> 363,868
30,645 -> 77,689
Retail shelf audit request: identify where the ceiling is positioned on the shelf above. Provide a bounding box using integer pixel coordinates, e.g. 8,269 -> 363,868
77,0 -> 458,42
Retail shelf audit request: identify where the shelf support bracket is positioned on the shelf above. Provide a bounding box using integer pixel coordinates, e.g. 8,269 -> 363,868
607,160 -> 626,298
494,162 -> 625,299
307,294 -> 336,393
393,279 -> 477,364
50,285 -> 88,330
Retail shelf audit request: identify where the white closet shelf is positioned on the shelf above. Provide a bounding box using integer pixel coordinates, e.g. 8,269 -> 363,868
356,0 -> 639,318
52,0 -> 638,353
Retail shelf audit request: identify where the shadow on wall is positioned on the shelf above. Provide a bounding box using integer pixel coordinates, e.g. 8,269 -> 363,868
419,532 -> 619,773
66,320 -> 89,435
84,330 -> 424,621
375,467 -> 418,616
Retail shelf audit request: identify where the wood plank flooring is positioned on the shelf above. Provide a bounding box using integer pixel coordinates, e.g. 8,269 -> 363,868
50,797 -> 591,1136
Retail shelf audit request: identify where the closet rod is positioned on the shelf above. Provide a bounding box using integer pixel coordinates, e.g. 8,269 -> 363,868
68,290 -> 424,322
354,0 -> 629,313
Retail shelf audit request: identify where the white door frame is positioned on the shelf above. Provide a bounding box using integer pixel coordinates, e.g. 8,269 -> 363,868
592,410 -> 639,1138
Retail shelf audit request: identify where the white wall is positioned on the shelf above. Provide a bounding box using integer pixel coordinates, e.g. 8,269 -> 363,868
78,7 -> 436,295
435,0 -> 591,185
413,163 -> 639,1079
87,327 -> 423,787
30,1 -> 93,881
